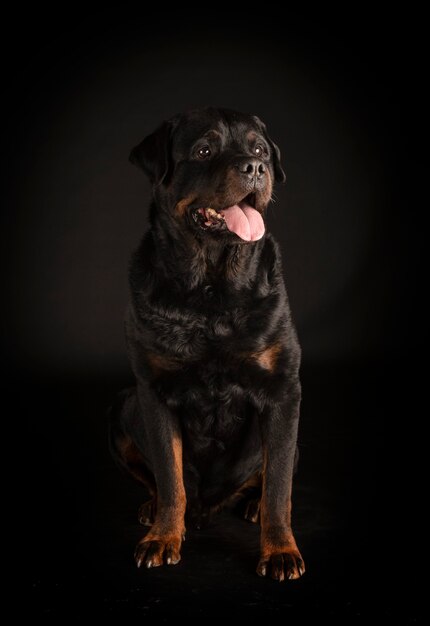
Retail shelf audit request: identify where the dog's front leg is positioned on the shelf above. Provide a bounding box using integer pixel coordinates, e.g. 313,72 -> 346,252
134,382 -> 186,569
257,382 -> 305,581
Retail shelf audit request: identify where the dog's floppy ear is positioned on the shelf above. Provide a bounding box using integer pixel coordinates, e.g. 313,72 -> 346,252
253,115 -> 286,183
129,117 -> 178,185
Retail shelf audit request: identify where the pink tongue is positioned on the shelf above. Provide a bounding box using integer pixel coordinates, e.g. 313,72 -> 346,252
222,201 -> 265,241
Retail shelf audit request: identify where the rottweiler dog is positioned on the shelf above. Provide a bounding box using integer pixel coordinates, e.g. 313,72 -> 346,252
109,107 -> 305,581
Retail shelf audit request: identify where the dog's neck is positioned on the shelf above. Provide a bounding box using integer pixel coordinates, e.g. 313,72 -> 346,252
151,214 -> 264,291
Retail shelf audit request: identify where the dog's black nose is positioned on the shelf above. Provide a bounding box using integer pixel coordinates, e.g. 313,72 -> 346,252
236,158 -> 266,179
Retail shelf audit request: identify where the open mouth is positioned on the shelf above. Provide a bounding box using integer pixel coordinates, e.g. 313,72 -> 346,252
192,206 -> 227,228
191,193 -> 264,242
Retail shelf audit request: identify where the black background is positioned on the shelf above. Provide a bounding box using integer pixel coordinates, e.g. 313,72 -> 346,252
4,9 -> 423,621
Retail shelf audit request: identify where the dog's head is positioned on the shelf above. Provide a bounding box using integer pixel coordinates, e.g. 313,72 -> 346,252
130,108 -> 285,243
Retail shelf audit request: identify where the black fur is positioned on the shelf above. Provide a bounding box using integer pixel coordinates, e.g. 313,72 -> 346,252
109,108 -> 305,580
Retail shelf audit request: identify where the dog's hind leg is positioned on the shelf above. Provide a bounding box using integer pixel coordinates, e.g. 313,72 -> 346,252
108,387 -> 156,526
244,494 -> 261,524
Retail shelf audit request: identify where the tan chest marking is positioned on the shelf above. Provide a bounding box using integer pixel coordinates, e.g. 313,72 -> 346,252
250,343 -> 281,372
147,352 -> 182,375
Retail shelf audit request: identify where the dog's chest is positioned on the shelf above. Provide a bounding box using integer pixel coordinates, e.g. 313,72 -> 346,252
144,290 -> 271,356
129,285 -> 286,401
154,307 -> 265,366
146,301 -> 283,398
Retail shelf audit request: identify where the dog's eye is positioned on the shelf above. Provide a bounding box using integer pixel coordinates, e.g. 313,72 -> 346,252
253,144 -> 265,157
197,146 -> 211,159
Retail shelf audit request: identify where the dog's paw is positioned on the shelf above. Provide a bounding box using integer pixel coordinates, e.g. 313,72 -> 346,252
134,534 -> 182,569
256,548 -> 305,581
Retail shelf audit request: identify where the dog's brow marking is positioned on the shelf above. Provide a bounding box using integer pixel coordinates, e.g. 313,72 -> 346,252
203,129 -> 222,138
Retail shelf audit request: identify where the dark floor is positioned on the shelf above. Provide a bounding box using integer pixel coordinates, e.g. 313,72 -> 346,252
23,363 -> 421,621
